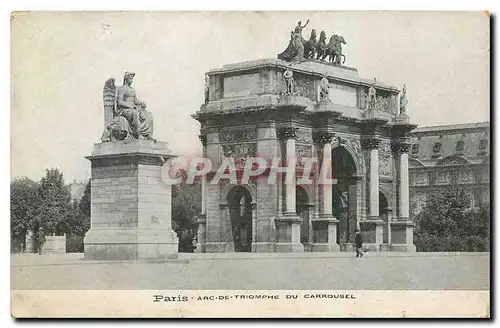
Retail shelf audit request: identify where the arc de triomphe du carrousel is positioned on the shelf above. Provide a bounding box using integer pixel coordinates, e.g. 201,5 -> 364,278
192,21 -> 416,253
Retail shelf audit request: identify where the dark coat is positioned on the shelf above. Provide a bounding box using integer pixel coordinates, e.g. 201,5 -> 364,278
37,230 -> 46,244
354,233 -> 363,248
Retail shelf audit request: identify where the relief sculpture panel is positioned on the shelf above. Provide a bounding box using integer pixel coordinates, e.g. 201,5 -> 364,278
378,155 -> 392,176
296,144 -> 313,168
296,128 -> 313,144
221,143 -> 257,168
219,127 -> 257,143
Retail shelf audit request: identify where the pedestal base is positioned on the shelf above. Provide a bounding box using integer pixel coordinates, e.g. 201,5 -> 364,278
274,214 -> 304,252
252,242 -> 275,252
315,100 -> 343,115
205,242 -> 235,253
391,244 -> 417,252
84,228 -> 178,260
359,219 -> 385,252
83,140 -> 179,261
340,243 -> 355,252
311,243 -> 340,252
311,217 -> 340,252
391,220 -> 416,252
274,242 -> 304,252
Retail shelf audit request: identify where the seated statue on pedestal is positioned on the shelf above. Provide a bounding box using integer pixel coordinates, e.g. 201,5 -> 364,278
101,72 -> 155,142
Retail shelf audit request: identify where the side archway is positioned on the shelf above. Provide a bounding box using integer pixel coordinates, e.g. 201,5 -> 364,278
227,185 -> 254,252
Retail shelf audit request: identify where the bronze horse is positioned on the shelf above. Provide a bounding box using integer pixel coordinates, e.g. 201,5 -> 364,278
321,34 -> 346,65
315,31 -> 328,60
303,29 -> 317,59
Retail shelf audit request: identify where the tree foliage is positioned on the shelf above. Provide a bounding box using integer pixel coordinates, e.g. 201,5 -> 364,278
38,169 -> 74,235
11,169 -> 92,253
171,170 -> 202,252
79,179 -> 91,219
66,179 -> 91,252
414,187 -> 490,252
10,177 -> 41,251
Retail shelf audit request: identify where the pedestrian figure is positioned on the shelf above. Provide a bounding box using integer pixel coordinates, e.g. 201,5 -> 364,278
354,228 -> 364,258
37,227 -> 46,255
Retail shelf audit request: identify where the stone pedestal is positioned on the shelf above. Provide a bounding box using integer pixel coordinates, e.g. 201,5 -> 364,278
84,140 -> 179,260
390,221 -> 416,252
315,101 -> 344,115
274,215 -> 304,252
45,235 -> 66,253
204,242 -> 235,253
278,95 -> 310,108
25,230 -> 35,253
195,215 -> 206,253
359,219 -> 385,252
311,217 -> 341,252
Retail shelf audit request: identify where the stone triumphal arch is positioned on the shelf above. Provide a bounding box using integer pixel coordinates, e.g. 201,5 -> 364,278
193,26 -> 416,253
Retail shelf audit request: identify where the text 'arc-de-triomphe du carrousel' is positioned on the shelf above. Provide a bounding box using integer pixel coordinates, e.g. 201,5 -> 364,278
84,20 -> 417,260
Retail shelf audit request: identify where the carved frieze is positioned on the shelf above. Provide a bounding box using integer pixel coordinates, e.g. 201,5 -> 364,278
294,74 -> 311,98
222,143 -> 257,158
277,127 -> 299,140
296,128 -> 313,144
436,171 -> 450,184
410,144 -> 420,156
459,170 -> 473,183
334,135 -> 362,165
415,172 -> 427,186
347,138 -> 362,158
379,140 -> 391,154
361,138 -> 381,150
375,96 -> 390,112
219,128 -> 257,143
312,131 -> 334,145
391,142 -> 411,154
296,144 -> 313,168
221,143 -> 257,168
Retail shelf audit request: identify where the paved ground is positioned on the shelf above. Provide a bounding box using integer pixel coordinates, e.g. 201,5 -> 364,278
11,252 -> 490,290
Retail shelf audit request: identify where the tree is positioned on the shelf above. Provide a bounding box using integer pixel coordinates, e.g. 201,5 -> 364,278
171,170 -> 202,252
414,187 -> 490,251
79,179 -> 91,219
66,179 -> 91,252
10,177 -> 41,252
38,168 -> 74,235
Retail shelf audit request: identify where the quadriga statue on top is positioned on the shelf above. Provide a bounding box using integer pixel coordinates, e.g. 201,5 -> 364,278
101,72 -> 156,142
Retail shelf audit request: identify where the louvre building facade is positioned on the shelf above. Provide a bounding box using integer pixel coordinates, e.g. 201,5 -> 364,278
408,122 -> 490,216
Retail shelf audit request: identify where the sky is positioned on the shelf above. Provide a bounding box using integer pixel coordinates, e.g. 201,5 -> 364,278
10,11 -> 489,183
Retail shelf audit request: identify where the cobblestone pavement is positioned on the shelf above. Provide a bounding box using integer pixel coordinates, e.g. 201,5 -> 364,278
11,252 -> 489,290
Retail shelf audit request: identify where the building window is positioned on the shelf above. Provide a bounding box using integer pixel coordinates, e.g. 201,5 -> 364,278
456,140 -> 465,153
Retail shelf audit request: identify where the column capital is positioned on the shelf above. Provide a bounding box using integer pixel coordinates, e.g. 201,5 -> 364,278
391,142 -> 411,154
277,127 -> 299,140
361,138 -> 381,150
198,134 -> 207,146
313,131 -> 335,145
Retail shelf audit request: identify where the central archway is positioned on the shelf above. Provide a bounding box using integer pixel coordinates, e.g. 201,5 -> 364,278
331,146 -> 358,245
227,186 -> 253,252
